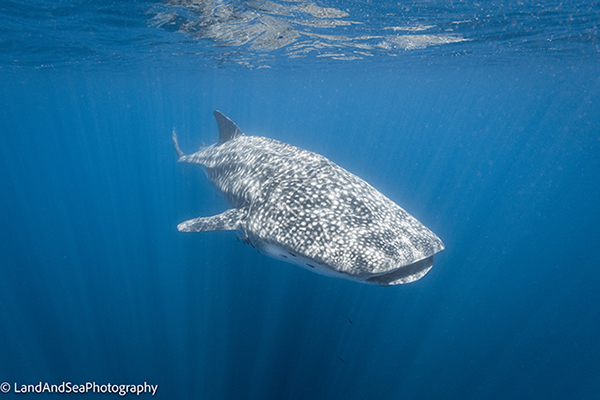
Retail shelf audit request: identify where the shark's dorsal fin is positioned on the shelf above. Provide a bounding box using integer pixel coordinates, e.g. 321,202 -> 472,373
214,110 -> 242,144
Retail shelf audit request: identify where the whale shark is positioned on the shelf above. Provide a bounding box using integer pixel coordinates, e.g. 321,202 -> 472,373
173,111 -> 444,286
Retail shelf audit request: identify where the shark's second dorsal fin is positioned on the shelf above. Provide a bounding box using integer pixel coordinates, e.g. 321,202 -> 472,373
214,110 -> 242,144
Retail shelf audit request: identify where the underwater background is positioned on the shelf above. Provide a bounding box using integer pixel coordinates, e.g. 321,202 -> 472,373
1,0 -> 599,399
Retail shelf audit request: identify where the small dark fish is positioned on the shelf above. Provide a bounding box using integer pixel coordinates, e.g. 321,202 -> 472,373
348,318 -> 353,324
337,356 -> 346,364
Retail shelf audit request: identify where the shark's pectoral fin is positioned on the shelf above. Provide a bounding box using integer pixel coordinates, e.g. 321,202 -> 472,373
177,208 -> 246,232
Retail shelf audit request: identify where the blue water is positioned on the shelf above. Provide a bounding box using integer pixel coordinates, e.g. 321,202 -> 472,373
1,1 -> 599,399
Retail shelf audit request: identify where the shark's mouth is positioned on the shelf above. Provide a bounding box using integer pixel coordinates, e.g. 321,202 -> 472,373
366,256 -> 434,286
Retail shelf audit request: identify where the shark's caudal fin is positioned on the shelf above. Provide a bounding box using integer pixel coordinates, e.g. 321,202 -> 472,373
214,110 -> 242,143
172,111 -> 241,157
172,129 -> 185,158
177,208 -> 246,232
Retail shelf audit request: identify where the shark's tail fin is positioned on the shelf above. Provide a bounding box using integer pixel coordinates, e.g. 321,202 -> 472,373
172,128 -> 185,158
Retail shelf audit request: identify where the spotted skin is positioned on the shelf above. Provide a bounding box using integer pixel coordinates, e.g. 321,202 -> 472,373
174,111 -> 444,285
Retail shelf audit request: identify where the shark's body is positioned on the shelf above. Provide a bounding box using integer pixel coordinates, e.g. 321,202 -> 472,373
174,111 -> 444,286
